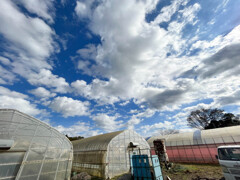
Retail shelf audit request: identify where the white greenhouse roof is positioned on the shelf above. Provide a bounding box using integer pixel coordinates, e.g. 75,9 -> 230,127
147,125 -> 240,147
72,130 -> 123,151
218,145 -> 240,149
0,109 -> 72,150
0,109 -> 73,180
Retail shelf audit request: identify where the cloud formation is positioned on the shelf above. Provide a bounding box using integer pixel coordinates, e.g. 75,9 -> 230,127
16,0 -> 55,23
49,96 -> 90,117
0,86 -> 41,116
0,0 -> 240,136
29,87 -> 56,99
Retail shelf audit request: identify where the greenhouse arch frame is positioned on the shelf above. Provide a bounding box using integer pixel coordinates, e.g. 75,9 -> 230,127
72,129 -> 150,179
0,109 -> 73,180
148,125 -> 240,164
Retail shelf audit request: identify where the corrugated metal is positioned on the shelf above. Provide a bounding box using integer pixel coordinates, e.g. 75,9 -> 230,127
147,126 -> 240,164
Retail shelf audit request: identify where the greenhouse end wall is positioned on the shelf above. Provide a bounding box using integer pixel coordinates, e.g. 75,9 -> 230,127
0,109 -> 73,180
72,130 -> 150,179
72,150 -> 107,178
106,130 -> 150,179
72,131 -> 123,178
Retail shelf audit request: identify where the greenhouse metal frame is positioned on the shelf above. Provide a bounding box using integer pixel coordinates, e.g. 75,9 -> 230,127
72,130 -> 150,179
148,125 -> 240,164
0,109 -> 73,180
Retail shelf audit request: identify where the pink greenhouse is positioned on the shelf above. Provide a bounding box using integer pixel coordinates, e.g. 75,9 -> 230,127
147,125 -> 240,164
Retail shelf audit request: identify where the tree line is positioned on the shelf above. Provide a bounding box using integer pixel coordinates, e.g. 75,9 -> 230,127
65,135 -> 84,141
187,108 -> 240,130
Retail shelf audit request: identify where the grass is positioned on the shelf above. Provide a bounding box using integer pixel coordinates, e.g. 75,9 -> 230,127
72,163 -> 224,180
162,163 -> 224,180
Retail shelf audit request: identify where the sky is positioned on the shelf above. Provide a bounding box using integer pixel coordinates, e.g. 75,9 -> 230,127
0,0 -> 240,138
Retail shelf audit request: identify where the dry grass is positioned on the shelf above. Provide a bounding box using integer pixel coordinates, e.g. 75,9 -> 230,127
75,163 -> 224,180
162,163 -> 224,180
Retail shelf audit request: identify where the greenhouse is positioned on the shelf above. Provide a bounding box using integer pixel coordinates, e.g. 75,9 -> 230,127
72,130 -> 150,179
0,109 -> 73,180
147,125 -> 240,164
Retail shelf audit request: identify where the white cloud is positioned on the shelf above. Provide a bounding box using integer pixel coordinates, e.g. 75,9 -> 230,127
0,79 -> 6,85
0,0 -> 65,94
91,113 -> 123,132
214,0 -> 230,13
72,0 -> 240,119
119,100 -> 130,106
28,69 -> 69,93
182,39 -> 240,108
199,44 -> 240,79
191,25 -> 240,55
135,108 -> 156,118
151,0 -> 190,25
0,65 -> 16,84
77,44 -> 97,59
49,96 -> 90,117
71,0 -> 202,109
75,1 -> 90,18
183,103 -> 215,114
0,86 -> 41,116
71,79 -> 120,104
29,87 -> 56,98
0,0 -> 56,66
129,109 -> 139,114
0,56 -> 11,65
165,3 -> 201,52
16,0 -> 55,23
140,121 -> 175,137
215,90 -> 240,106
55,121 -> 99,137
180,3 -> 201,24
126,116 -> 141,130
0,96 -> 41,116
0,86 -> 28,99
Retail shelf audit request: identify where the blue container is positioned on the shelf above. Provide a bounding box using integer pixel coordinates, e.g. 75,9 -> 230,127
151,155 -> 163,180
131,155 -> 152,180
130,155 -> 163,180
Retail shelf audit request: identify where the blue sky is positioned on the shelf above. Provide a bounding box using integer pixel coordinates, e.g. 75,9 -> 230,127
0,0 -> 240,137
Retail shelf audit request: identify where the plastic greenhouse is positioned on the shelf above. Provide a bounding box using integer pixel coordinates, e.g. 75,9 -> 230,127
147,125 -> 240,164
0,109 -> 73,180
72,130 -> 150,179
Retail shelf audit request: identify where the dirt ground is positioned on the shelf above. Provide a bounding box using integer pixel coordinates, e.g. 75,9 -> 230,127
162,163 -> 224,180
82,163 -> 225,180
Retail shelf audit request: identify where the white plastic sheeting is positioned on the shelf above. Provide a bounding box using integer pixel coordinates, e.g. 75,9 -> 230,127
72,130 -> 150,179
106,130 -> 150,178
0,109 -> 73,180
147,125 -> 240,164
147,125 -> 240,147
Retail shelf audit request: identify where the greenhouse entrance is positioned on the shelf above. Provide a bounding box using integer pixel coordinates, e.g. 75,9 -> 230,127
0,151 -> 25,179
128,142 -> 141,156
153,139 -> 168,162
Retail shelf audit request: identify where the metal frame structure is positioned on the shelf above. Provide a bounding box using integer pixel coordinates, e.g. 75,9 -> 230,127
72,130 -> 150,179
0,109 -> 73,180
148,126 -> 240,164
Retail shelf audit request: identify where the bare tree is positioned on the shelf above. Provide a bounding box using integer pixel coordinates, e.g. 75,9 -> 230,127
157,128 -> 180,136
187,108 -> 224,129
